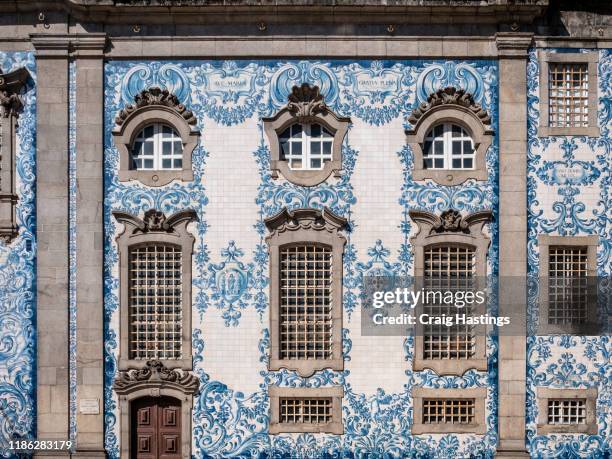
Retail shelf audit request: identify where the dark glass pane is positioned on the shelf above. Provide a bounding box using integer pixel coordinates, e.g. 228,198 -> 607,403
162,159 -> 171,169
452,158 -> 461,168
311,158 -> 321,168
322,141 -> 332,155
144,125 -> 154,137
434,141 -> 443,155
311,141 -> 321,155
311,124 -> 321,137
452,141 -> 461,155
434,158 -> 444,168
464,158 -> 473,168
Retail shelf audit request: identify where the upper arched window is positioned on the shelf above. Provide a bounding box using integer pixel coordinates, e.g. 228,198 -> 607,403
279,123 -> 333,171
113,87 -> 199,187
407,87 -> 493,186
423,123 -> 475,170
131,123 -> 184,171
263,83 -> 350,187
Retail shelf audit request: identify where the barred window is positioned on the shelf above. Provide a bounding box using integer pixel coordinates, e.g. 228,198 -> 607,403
422,399 -> 476,425
423,123 -> 475,170
131,123 -> 183,171
279,397 -> 333,425
280,123 -> 333,171
279,244 -> 333,360
548,246 -> 588,325
129,244 -> 183,360
549,63 -> 589,128
548,399 -> 587,425
423,245 -> 476,359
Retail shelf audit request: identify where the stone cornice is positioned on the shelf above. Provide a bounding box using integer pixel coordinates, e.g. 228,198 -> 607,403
30,33 -> 107,57
265,207 -> 348,236
113,209 -> 198,235
113,360 -> 200,396
495,32 -> 534,57
114,87 -> 197,127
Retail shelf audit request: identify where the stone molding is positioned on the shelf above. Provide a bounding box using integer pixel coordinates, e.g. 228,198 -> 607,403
265,207 -> 347,377
112,87 -> 200,186
412,387 -> 487,434
269,386 -> 344,434
495,32 -> 534,58
113,208 -> 197,371
113,360 -> 199,459
409,208 -> 492,375
263,83 -> 350,187
0,66 -> 30,243
406,87 -> 493,186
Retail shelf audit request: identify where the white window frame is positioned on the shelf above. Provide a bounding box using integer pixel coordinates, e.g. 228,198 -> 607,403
423,123 -> 475,171
131,123 -> 184,171
279,123 -> 334,171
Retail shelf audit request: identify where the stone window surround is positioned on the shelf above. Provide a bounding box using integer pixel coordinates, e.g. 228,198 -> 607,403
406,87 -> 493,186
268,386 -> 343,434
113,208 -> 197,371
537,235 -> 599,335
113,360 -> 200,459
263,83 -> 350,187
537,387 -> 598,435
265,207 -> 348,377
0,66 -> 30,244
538,51 -> 599,137
112,87 -> 200,187
409,209 -> 493,375
412,387 -> 487,435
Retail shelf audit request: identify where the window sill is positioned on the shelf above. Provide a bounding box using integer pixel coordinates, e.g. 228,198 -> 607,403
412,168 -> 488,186
538,126 -> 600,137
118,169 -> 194,187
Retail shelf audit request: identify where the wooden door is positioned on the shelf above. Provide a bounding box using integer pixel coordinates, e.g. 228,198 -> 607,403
132,397 -> 181,459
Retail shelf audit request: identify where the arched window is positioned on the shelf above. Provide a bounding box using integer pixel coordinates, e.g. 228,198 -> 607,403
406,87 -> 493,186
131,124 -> 184,171
113,87 -> 199,186
263,83 -> 350,186
423,123 -> 475,170
279,123 -> 334,171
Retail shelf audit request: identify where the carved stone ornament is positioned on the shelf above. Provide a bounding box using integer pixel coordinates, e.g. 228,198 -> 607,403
114,86 -> 197,126
286,83 -> 327,123
264,207 -> 348,237
113,360 -> 199,396
409,208 -> 493,236
408,86 -> 491,127
112,208 -> 197,235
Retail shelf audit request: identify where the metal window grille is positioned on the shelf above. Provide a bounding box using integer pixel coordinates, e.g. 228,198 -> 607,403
131,123 -> 183,170
423,245 -> 476,359
279,123 -> 333,170
549,63 -> 589,128
422,398 -> 476,424
423,123 -> 475,170
279,397 -> 333,424
547,399 -> 587,425
279,244 -> 333,360
129,244 -> 183,360
548,246 -> 588,324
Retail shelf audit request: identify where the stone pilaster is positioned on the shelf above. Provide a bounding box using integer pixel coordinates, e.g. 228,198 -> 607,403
495,32 -> 533,458
31,33 -> 71,458
73,34 -> 108,458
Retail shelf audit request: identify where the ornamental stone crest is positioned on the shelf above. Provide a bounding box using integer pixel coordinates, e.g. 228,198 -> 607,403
432,209 -> 469,233
264,207 -> 348,237
114,86 -> 197,126
408,86 -> 491,127
112,208 -> 197,235
409,208 -> 493,236
286,83 -> 327,122
114,360 -> 199,395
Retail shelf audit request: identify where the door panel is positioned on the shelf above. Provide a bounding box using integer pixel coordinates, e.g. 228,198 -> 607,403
132,397 -> 181,459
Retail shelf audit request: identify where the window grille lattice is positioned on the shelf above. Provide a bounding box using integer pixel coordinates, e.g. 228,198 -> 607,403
423,245 -> 476,359
129,244 -> 182,360
422,399 -> 476,424
280,123 -> 333,170
131,123 -> 183,170
423,123 -> 475,170
549,63 -> 589,128
279,244 -> 333,360
279,398 -> 333,425
547,399 -> 587,425
548,246 -> 588,325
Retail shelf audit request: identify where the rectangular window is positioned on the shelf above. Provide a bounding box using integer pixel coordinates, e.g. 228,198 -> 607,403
423,246 -> 475,360
129,244 -> 183,360
279,244 -> 333,360
269,386 -> 343,434
548,246 -> 588,325
548,63 -> 589,128
279,397 -> 333,425
422,398 -> 476,425
547,399 -> 587,425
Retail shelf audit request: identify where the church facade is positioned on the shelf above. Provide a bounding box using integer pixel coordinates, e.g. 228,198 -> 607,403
0,1 -> 609,458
